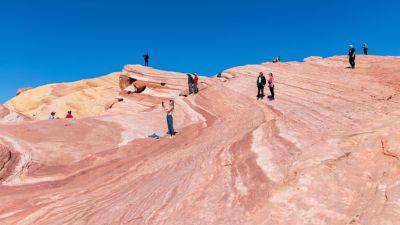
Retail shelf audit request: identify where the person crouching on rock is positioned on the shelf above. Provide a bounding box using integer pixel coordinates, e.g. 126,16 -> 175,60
162,100 -> 175,138
257,72 -> 266,99
268,73 -> 275,100
187,74 -> 194,94
49,112 -> 59,120
65,111 -> 74,119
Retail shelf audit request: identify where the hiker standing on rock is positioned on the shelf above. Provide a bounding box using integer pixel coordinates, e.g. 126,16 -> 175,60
187,74 -> 194,94
193,73 -> 199,94
348,45 -> 356,69
256,72 -> 266,99
268,73 -> 275,100
143,53 -> 150,67
162,100 -> 175,138
362,43 -> 368,55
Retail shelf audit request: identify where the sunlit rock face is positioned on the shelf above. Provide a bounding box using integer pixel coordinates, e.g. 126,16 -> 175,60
1,56 -> 400,225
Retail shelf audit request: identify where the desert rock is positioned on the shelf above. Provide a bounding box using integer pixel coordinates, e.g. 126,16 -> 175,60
0,56 -> 400,225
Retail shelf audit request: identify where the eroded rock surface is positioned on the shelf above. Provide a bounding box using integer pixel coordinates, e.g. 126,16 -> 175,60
0,105 -> 31,123
0,56 -> 400,225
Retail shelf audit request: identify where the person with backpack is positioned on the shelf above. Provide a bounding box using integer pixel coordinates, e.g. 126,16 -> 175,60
162,100 -> 175,138
256,72 -> 267,99
187,74 -> 194,94
348,45 -> 356,69
193,73 -> 199,94
362,43 -> 368,55
268,73 -> 275,100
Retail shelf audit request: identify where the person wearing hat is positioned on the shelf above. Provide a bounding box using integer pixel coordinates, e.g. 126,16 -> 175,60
193,73 -> 199,94
348,44 -> 356,69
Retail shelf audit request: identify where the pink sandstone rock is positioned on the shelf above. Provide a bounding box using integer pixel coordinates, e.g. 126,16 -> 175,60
0,105 -> 31,123
0,56 -> 400,224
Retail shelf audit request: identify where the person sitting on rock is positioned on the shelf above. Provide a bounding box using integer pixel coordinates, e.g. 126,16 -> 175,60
256,72 -> 266,99
187,74 -> 194,94
49,112 -> 58,120
268,73 -> 275,100
65,111 -> 74,119
162,100 -> 175,138
193,73 -> 199,94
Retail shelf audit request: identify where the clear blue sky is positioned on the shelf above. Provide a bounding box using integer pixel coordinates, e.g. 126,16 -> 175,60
1,0 -> 399,103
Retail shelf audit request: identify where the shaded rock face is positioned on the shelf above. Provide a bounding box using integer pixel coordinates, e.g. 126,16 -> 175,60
0,145 -> 16,182
0,145 -> 11,180
1,56 -> 400,225
119,74 -> 147,94
0,105 -> 9,118
118,74 -> 135,90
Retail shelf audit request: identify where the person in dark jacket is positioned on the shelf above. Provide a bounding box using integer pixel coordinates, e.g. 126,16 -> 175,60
348,45 -> 356,69
256,72 -> 267,99
143,53 -> 150,66
187,74 -> 194,94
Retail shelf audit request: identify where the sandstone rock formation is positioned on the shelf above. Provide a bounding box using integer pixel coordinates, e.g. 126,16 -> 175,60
5,73 -> 121,120
0,56 -> 400,225
0,105 -> 31,123
15,87 -> 32,96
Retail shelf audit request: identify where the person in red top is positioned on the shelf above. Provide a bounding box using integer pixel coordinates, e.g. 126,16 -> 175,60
268,73 -> 275,100
65,111 -> 74,119
193,73 -> 199,94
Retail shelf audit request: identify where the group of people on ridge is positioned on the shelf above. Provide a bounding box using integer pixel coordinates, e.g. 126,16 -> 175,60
161,73 -> 200,139
348,42 -> 369,69
187,73 -> 199,94
152,44 -> 372,139
49,111 -> 74,120
256,72 -> 275,100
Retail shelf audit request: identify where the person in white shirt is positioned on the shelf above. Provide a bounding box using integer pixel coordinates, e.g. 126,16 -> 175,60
48,112 -> 58,120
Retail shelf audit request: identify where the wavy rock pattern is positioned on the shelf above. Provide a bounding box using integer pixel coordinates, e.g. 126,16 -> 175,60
0,56 -> 400,225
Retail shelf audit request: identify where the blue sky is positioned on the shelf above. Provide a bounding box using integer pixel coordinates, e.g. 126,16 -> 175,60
1,0 -> 399,103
